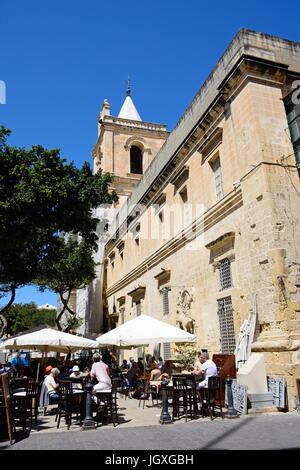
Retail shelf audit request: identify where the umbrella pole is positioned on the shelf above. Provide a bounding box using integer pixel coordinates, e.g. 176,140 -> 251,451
36,361 -> 40,382
45,346 -> 48,361
143,346 -> 146,378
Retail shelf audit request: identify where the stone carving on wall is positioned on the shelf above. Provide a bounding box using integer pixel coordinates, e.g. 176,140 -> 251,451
176,288 -> 195,334
277,275 -> 288,310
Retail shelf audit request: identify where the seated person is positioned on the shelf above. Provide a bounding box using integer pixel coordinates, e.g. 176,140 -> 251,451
120,359 -> 129,370
192,352 -> 217,388
44,365 -> 53,375
149,363 -> 162,382
161,361 -> 173,377
0,363 -> 11,374
157,357 -> 164,371
193,351 -> 202,373
69,365 -> 84,389
58,365 -> 69,380
44,367 -> 60,402
126,362 -> 140,388
154,371 -> 171,392
137,357 -> 144,374
128,357 -> 135,369
90,353 -> 111,392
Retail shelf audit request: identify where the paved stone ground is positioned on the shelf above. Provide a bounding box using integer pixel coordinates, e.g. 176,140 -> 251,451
1,395 -> 300,450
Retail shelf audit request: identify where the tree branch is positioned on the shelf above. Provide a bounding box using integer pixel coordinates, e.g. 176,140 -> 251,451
0,285 -> 16,315
56,291 -> 71,331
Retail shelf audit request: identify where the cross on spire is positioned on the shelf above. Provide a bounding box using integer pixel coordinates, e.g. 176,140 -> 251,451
126,77 -> 131,96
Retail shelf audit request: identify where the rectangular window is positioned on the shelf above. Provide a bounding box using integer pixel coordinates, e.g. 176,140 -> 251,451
179,186 -> 191,227
212,157 -> 224,201
219,258 -> 233,290
217,296 -> 235,353
159,210 -> 166,240
284,95 -> 300,167
136,300 -> 141,316
163,342 -> 171,360
119,307 -> 125,324
118,241 -> 125,261
109,252 -> 115,270
153,193 -> 166,214
162,287 -> 170,316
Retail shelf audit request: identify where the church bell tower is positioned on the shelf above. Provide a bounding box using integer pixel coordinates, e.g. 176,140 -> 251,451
92,82 -> 169,208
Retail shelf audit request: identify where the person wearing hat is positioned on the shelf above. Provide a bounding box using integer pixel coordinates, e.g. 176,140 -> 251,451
70,365 -> 84,390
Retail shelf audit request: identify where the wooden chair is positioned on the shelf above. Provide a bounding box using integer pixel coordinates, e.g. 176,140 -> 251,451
25,381 -> 41,427
185,374 -> 201,418
0,373 -> 14,445
11,378 -> 29,432
56,381 -> 84,430
171,375 -> 193,422
201,376 -> 225,420
94,380 -> 119,427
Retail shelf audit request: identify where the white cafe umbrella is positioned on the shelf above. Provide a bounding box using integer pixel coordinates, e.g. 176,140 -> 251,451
96,314 -> 196,347
0,327 -> 99,353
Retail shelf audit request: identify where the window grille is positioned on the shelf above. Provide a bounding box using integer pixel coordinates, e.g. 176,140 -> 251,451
163,342 -> 171,360
162,287 -> 170,316
217,296 -> 235,353
213,157 -> 224,201
219,258 -> 232,290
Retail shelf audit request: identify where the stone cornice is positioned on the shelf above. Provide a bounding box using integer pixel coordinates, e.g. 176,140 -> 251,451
106,187 -> 243,297
101,115 -> 168,133
205,232 -> 235,249
105,53 -> 293,250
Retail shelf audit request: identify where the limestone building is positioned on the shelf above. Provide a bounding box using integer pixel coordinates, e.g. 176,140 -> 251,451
89,29 -> 300,405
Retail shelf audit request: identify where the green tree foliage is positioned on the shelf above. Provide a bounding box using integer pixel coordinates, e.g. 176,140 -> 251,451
0,126 -> 117,316
38,238 -> 97,330
175,344 -> 197,371
4,303 -> 56,336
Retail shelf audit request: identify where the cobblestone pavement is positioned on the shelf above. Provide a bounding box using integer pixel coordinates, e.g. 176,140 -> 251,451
1,400 -> 300,450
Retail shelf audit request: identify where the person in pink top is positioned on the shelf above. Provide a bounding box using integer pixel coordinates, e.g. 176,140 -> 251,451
90,353 -> 112,392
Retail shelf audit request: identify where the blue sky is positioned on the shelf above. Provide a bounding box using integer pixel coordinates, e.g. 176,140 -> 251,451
1,0 -> 300,306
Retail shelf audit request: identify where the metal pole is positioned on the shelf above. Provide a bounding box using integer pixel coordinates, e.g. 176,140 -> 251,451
36,361 -> 40,382
81,381 -> 96,430
225,376 -> 239,419
159,378 -> 172,425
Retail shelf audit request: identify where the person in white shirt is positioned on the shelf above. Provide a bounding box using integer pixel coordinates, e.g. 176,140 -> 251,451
192,352 -> 217,388
90,353 -> 111,392
44,367 -> 60,401
70,365 -> 84,390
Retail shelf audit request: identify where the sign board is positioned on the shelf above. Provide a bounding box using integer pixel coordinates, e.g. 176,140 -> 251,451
0,373 -> 13,444
225,378 -> 248,415
267,376 -> 287,409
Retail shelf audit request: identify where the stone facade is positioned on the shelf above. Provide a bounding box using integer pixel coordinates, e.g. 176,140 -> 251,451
88,29 -> 300,407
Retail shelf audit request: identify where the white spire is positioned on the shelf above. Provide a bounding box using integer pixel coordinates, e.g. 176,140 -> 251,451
118,95 -> 142,121
118,79 -> 142,121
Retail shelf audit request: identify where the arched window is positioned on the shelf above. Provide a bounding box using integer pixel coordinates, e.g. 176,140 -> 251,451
130,145 -> 143,174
